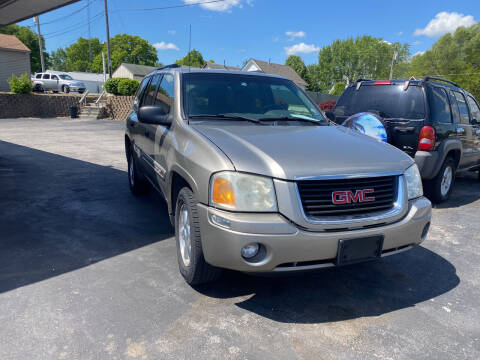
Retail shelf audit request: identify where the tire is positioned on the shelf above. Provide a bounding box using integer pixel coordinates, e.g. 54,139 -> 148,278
34,84 -> 44,92
175,187 -> 222,285
78,89 -> 84,94
425,157 -> 456,203
127,152 -> 149,196
62,85 -> 70,93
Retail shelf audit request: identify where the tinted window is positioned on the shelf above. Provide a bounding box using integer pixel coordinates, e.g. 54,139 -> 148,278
35,74 -> 42,79
467,96 -> 480,121
155,74 -> 174,115
335,85 -> 425,119
133,77 -> 150,110
59,74 -> 73,80
452,91 -> 470,124
142,74 -> 161,106
183,73 -> 325,123
51,75 -> 58,80
42,74 -> 50,79
428,87 -> 451,123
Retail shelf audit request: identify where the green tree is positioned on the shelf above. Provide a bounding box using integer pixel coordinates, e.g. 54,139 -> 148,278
0,24 -> 49,73
92,34 -> 158,73
309,36 -> 409,92
407,23 -> 480,100
175,49 -> 205,68
49,48 -> 67,71
285,55 -> 307,81
64,37 -> 103,72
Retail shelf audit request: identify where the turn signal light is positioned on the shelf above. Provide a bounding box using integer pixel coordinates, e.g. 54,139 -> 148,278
418,126 -> 436,151
212,177 -> 235,206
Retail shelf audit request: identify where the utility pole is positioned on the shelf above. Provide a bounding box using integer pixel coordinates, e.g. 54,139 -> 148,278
33,16 -> 45,72
103,0 -> 112,77
389,46 -> 398,80
102,52 -> 106,82
87,0 -> 92,72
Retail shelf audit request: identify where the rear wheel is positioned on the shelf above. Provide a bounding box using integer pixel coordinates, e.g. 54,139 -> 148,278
425,156 -> 456,203
175,187 -> 222,285
34,84 -> 44,92
127,152 -> 149,196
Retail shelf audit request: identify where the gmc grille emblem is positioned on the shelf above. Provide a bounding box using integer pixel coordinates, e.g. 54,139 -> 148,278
332,189 -> 375,204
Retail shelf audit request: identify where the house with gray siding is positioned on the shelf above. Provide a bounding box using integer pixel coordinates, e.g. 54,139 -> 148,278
0,33 -> 30,91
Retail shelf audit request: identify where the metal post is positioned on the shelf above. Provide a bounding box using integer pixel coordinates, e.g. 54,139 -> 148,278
389,46 -> 398,80
34,16 -> 45,72
104,0 -> 112,77
87,0 -> 92,73
102,52 -> 106,83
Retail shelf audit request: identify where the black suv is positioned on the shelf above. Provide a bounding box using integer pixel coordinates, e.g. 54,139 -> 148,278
329,77 -> 480,203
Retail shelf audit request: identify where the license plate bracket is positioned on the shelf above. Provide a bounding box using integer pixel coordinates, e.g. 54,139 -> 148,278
337,235 -> 384,266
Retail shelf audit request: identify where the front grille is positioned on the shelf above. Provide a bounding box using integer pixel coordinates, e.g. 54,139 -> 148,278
297,176 -> 397,219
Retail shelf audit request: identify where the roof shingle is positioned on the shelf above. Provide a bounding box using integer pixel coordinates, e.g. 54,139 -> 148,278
0,33 -> 30,52
246,59 -> 307,87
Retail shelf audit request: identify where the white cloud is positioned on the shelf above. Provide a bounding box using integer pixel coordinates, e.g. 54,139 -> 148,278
183,0 -> 243,12
154,42 -> 179,51
168,30 -> 176,35
414,11 -> 475,37
273,36 -> 280,43
381,40 -> 392,45
286,30 -> 306,40
411,40 -> 421,46
397,31 -> 403,36
413,51 -> 425,57
284,42 -> 319,55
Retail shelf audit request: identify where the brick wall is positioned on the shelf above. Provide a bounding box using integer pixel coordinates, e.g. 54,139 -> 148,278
0,93 -> 88,118
98,95 -> 134,120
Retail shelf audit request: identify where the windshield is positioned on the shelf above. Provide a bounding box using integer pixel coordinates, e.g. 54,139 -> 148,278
335,84 -> 425,119
59,74 -> 74,80
183,73 -> 326,124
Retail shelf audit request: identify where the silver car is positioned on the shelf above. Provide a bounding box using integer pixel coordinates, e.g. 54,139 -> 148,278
125,66 -> 432,285
32,72 -> 86,93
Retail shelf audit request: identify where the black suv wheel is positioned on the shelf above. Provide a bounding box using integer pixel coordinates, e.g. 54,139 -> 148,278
425,157 -> 456,203
127,152 -> 149,196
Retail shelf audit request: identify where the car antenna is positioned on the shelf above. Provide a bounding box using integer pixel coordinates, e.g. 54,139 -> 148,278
188,24 -> 191,73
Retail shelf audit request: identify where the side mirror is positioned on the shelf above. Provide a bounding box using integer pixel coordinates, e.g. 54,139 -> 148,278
472,118 -> 478,125
324,110 -> 336,122
138,106 -> 172,126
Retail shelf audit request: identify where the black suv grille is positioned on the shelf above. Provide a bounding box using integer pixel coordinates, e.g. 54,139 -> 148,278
296,176 -> 397,219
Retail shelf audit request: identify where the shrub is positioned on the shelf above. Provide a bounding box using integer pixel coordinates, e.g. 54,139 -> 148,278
8,73 -> 33,94
104,78 -> 122,95
117,78 -> 139,96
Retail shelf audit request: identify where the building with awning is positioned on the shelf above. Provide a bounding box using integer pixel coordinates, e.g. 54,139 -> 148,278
0,0 -> 80,25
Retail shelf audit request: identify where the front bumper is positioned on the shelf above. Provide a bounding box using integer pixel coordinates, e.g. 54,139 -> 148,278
70,86 -> 86,92
198,196 -> 431,272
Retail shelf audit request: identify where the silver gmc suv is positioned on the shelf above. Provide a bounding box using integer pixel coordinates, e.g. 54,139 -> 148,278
125,65 -> 432,285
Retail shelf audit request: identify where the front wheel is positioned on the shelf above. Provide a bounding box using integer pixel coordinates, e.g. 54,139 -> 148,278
127,152 -> 149,196
175,187 -> 222,285
62,85 -> 70,93
425,157 -> 456,203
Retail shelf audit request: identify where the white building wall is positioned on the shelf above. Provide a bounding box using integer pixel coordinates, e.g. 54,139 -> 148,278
112,65 -> 134,79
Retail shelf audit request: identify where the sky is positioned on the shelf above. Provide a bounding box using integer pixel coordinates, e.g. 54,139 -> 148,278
17,0 -> 479,69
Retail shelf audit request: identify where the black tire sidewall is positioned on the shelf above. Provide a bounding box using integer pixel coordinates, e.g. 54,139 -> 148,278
63,85 -> 70,93
175,188 -> 196,282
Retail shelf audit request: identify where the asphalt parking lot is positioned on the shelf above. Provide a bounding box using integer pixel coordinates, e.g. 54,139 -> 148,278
0,117 -> 479,360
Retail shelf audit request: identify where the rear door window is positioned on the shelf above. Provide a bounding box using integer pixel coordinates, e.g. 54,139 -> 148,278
335,84 -> 425,119
428,87 -> 452,123
467,96 -> 480,122
42,74 -> 50,79
452,91 -> 470,124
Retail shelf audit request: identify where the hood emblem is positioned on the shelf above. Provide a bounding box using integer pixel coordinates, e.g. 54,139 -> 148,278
332,189 -> 375,204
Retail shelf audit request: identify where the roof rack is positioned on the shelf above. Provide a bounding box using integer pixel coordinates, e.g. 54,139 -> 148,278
157,64 -> 180,70
354,78 -> 371,83
422,76 -> 459,88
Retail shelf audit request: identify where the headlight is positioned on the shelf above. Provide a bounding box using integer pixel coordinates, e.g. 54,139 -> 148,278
210,171 -> 277,212
404,164 -> 423,199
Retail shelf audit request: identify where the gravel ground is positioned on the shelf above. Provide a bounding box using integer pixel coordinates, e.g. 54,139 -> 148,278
0,117 -> 479,360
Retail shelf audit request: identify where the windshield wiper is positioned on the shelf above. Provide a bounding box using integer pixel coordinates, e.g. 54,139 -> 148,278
188,114 -> 263,124
257,116 -> 324,125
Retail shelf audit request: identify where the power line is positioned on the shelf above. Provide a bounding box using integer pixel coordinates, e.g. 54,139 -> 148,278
113,0 -> 227,12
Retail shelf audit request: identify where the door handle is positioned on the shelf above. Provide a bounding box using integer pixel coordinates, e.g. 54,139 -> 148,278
456,127 -> 465,134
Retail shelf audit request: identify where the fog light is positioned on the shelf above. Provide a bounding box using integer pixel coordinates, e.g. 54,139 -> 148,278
241,243 -> 259,259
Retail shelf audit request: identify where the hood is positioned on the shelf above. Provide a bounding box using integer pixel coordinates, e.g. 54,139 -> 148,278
191,124 -> 413,180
